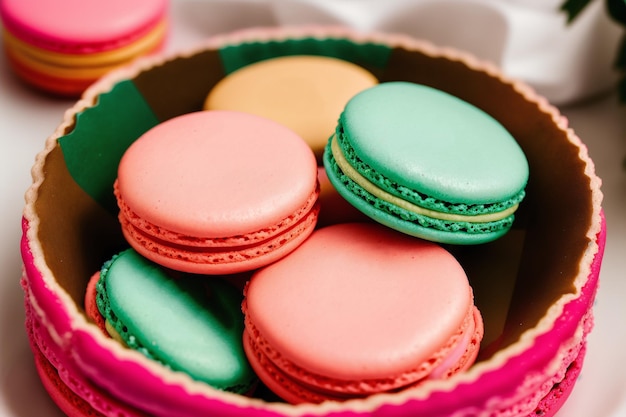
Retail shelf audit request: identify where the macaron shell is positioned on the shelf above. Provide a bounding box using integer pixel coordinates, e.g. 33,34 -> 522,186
117,110 -> 318,238
4,38 -> 165,96
340,82 -> 528,205
428,306 -> 484,380
4,51 -> 96,96
97,249 -> 256,392
245,223 -> 473,381
243,332 -> 338,404
0,0 -> 168,52
204,55 -> 378,162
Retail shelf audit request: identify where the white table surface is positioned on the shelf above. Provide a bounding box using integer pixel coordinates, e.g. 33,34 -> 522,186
1,1 -> 625,416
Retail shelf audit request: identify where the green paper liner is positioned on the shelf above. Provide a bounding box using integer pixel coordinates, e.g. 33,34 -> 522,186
133,50 -> 227,121
58,80 -> 160,214
219,37 -> 392,78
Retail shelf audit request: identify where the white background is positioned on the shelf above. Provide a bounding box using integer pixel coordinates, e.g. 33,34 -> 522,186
1,0 -> 625,416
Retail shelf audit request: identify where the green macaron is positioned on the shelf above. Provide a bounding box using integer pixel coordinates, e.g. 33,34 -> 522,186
324,81 -> 529,245
95,248 -> 256,394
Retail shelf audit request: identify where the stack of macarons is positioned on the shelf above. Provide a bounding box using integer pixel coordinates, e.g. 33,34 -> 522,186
0,0 -> 168,96
20,26 -> 604,417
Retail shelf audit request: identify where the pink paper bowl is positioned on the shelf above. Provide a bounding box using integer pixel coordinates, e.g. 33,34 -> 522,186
20,26 -> 605,417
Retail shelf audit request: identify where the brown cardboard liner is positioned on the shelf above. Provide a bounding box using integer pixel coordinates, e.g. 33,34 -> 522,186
26,27 -> 602,402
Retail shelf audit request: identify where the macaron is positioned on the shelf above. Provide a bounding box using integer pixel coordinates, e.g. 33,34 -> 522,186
204,55 -> 379,163
115,110 -> 320,275
242,222 -> 484,404
0,0 -> 168,96
324,81 -> 529,245
94,248 -> 257,394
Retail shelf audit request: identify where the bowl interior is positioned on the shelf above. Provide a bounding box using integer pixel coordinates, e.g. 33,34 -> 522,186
30,32 -> 597,399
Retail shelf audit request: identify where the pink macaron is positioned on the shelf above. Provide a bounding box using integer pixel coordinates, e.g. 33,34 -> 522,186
0,0 -> 168,96
115,110 -> 320,275
20,26 -> 605,417
243,222 -> 484,403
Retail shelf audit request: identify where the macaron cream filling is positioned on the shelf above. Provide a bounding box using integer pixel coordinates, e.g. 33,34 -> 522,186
330,136 -> 519,224
3,20 -> 167,76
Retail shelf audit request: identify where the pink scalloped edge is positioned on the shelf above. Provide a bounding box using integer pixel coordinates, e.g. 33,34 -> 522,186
18,213 -> 606,417
20,26 -> 605,417
22,276 -> 146,417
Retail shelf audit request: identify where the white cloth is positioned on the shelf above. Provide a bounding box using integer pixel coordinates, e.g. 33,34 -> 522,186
173,0 -> 623,104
